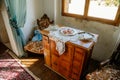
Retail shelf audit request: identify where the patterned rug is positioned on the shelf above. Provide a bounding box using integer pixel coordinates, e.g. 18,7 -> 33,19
0,49 -> 40,80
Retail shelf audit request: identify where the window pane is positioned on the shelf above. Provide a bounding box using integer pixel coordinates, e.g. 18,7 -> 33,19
64,0 -> 86,15
88,0 -> 119,20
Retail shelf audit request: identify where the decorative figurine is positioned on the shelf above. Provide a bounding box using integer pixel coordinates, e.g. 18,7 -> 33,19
37,14 -> 54,30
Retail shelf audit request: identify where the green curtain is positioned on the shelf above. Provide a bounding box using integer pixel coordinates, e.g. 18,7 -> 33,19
5,0 -> 26,57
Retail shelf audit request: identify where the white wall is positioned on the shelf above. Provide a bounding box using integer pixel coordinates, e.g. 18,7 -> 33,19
45,0 -> 120,61
43,0 -> 63,25
54,0 -> 62,24
43,0 -> 62,25
43,0 -> 55,22
22,0 -> 44,42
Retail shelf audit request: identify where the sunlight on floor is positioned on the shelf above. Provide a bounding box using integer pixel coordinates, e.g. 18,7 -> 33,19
20,59 -> 39,67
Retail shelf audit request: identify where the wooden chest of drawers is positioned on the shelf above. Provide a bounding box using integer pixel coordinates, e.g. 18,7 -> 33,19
41,28 -> 98,80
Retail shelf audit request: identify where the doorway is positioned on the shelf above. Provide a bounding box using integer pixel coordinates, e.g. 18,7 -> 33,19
0,11 -> 11,49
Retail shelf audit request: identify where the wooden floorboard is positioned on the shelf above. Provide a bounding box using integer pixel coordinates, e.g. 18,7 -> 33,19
20,53 -> 65,80
20,52 -> 99,80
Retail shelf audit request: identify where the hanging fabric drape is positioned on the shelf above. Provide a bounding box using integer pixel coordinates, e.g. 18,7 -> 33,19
5,0 -> 26,57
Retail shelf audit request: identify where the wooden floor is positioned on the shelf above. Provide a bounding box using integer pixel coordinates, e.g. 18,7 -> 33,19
0,42 -> 100,80
20,52 -> 99,80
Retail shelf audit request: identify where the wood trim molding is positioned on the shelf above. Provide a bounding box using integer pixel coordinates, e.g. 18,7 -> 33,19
115,5 -> 120,26
62,0 -> 120,26
84,0 -> 90,19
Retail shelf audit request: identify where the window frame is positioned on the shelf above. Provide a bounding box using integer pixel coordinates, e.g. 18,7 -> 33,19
62,0 -> 120,26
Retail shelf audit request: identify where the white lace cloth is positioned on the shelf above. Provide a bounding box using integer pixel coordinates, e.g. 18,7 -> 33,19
46,25 -> 96,55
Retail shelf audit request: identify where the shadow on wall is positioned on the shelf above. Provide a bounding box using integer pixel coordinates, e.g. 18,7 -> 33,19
62,16 -> 120,61
22,0 -> 44,42
0,8 -> 10,44
0,0 -> 3,10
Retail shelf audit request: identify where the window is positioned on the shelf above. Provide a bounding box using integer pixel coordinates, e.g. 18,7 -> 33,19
62,0 -> 120,26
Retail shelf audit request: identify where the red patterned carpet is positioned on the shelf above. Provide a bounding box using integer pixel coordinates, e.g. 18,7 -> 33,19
0,50 -> 39,80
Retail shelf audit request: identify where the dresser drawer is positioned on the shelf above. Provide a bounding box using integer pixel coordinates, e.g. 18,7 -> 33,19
71,73 -> 79,80
72,61 -> 81,74
71,47 -> 86,80
74,47 -> 85,62
70,65 -> 80,80
71,61 -> 82,80
51,54 -> 59,71
60,44 -> 74,62
59,61 -> 71,78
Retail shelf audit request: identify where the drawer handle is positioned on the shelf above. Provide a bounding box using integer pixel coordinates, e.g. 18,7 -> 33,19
71,78 -> 76,80
53,62 -> 57,66
63,67 -> 67,71
73,72 -> 78,76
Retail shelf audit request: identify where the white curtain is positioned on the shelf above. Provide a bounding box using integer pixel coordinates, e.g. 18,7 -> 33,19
5,0 -> 27,57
